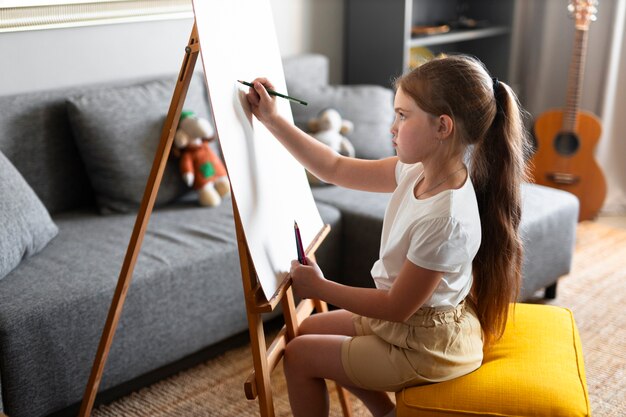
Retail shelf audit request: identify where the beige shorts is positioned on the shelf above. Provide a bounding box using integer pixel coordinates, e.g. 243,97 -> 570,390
341,301 -> 483,392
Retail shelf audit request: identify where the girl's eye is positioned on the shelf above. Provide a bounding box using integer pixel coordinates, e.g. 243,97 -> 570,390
397,113 -> 406,121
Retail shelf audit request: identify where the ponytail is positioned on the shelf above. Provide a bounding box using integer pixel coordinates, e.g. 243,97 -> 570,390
468,81 -> 530,344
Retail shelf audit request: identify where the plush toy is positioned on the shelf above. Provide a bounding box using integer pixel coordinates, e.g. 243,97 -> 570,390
307,108 -> 356,185
173,110 -> 230,206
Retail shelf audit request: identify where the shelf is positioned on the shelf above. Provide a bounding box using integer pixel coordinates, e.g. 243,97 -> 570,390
344,0 -> 516,86
409,26 -> 510,47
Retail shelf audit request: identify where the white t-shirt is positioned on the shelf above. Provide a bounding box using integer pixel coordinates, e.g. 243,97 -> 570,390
370,161 -> 481,308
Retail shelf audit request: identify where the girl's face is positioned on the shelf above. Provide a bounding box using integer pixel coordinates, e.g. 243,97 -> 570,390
390,87 -> 440,164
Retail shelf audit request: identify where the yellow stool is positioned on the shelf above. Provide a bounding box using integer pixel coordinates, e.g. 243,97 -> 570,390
396,303 -> 591,417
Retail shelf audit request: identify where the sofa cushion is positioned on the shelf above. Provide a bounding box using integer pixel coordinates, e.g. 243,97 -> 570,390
0,86 -> 94,214
66,73 -> 211,214
289,84 -> 395,161
283,54 -> 330,90
0,150 -> 58,280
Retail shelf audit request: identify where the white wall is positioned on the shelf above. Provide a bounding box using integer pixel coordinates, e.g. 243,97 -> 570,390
0,0 -> 343,96
0,18 -> 193,96
270,0 -> 343,82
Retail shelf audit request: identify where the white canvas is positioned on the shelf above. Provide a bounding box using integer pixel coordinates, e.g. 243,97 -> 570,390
192,0 -> 324,300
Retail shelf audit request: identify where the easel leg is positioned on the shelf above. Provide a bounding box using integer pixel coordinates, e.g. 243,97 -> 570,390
233,198 -> 276,417
247,309 -> 276,417
77,24 -> 200,417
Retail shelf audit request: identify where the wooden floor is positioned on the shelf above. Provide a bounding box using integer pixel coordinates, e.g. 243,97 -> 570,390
596,213 -> 626,230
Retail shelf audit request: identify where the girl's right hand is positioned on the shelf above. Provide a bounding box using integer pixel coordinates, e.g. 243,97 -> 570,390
289,257 -> 326,300
245,77 -> 279,126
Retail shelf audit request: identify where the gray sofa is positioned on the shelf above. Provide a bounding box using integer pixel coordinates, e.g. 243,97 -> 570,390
0,54 -> 579,417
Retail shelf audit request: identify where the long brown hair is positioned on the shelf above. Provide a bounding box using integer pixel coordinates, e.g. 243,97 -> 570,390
396,55 -> 531,343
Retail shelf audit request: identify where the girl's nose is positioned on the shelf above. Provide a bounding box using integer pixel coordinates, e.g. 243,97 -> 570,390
390,117 -> 399,136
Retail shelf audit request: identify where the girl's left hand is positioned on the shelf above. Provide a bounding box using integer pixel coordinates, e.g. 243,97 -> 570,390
289,257 -> 326,299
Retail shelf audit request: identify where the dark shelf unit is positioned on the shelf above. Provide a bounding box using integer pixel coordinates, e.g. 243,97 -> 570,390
344,0 -> 516,88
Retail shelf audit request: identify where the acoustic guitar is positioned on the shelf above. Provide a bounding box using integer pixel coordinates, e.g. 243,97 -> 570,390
531,0 -> 606,221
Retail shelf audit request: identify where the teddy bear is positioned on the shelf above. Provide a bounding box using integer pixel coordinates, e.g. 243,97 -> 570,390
306,108 -> 356,185
173,110 -> 230,206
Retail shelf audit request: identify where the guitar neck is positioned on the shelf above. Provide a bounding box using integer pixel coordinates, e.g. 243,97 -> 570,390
563,27 -> 589,132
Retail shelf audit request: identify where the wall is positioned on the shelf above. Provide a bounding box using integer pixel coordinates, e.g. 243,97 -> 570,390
0,0 -> 343,96
270,0 -> 344,83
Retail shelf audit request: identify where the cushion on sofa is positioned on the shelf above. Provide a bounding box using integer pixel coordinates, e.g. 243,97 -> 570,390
0,87 -> 94,214
283,54 -> 330,91
66,73 -> 212,214
289,84 -> 395,161
0,150 -> 58,280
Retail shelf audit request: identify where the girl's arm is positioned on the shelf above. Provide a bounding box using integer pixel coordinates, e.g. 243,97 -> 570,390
246,78 -> 398,193
290,257 -> 442,322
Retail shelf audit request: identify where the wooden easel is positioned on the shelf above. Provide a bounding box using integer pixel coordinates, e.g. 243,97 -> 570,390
79,23 -> 351,417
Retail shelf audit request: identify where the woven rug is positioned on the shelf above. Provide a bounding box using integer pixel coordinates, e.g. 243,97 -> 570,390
93,221 -> 626,417
540,221 -> 626,417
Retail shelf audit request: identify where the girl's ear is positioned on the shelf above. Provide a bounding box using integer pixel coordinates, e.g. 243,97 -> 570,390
437,115 -> 454,139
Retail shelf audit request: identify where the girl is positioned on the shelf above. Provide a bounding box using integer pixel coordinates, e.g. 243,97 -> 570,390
245,55 -> 530,417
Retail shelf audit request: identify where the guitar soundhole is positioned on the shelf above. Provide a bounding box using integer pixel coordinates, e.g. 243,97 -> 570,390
553,132 -> 580,156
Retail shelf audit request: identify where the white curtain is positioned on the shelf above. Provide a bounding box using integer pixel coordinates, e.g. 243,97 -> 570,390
510,0 -> 626,214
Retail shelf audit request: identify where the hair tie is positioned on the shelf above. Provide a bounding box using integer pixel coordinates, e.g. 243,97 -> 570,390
491,77 -> 505,117
492,77 -> 500,94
